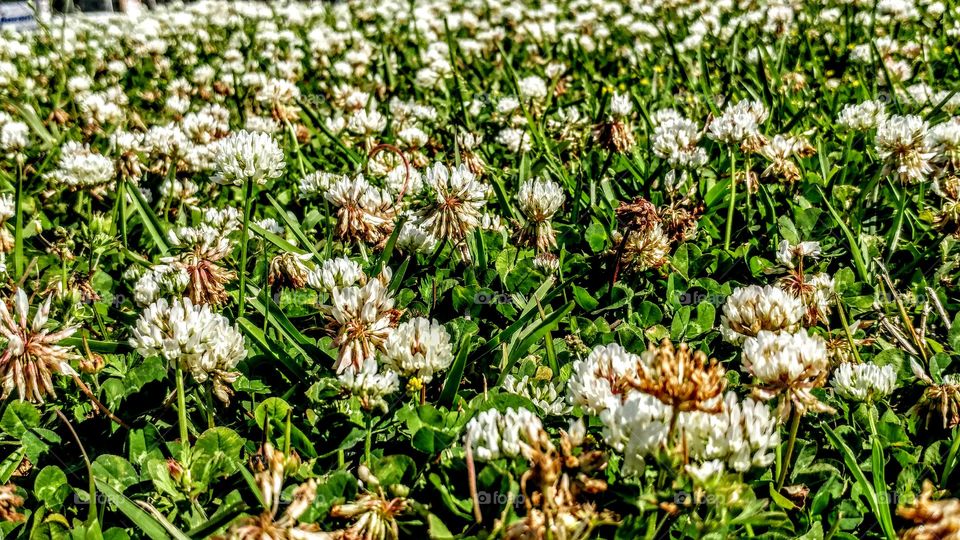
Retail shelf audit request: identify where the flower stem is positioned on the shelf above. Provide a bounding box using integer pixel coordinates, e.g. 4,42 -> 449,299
13,158 -> 23,278
867,406 -> 896,540
175,363 -> 190,455
777,408 -> 801,490
205,386 -> 215,429
886,180 -> 908,263
724,150 -> 737,251
237,177 -> 255,318
364,414 -> 373,465
55,410 -> 96,524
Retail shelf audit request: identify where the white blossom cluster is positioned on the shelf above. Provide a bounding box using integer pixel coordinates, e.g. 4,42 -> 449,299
463,407 -> 543,461
566,343 -> 780,476
831,362 -> 897,403
129,297 -> 246,402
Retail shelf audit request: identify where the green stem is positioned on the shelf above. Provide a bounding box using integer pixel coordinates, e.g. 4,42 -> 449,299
205,386 -> 215,429
13,159 -> 23,278
725,149 -> 737,251
284,409 -> 292,456
364,415 -> 373,465
943,426 -> 960,484
867,407 -> 896,540
777,408 -> 801,490
262,243 -> 270,334
237,177 -> 255,318
886,179 -> 908,262
835,296 -> 863,364
175,363 -> 190,456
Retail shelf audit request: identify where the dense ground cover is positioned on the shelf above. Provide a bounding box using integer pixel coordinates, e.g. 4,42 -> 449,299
0,0 -> 958,538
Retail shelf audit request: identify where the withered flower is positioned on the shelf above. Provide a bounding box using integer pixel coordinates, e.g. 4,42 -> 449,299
219,443 -> 323,540
623,340 -> 727,414
501,423 -> 618,540
933,176 -> 960,238
658,201 -> 703,243
615,197 -> 660,232
268,252 -> 312,290
593,120 -> 635,153
330,491 -> 409,540
911,372 -> 960,429
0,289 -> 80,403
181,253 -> 237,306
897,480 -> 960,540
0,484 -> 24,523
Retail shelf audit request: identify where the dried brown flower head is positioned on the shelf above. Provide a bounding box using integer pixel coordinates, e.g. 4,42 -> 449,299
181,254 -> 236,306
624,340 -> 727,414
659,202 -> 703,243
219,443 -> 321,540
268,252 -> 311,290
0,484 -> 24,523
331,491 -> 409,540
897,480 -> 960,540
912,374 -> 960,430
0,289 -> 80,402
615,197 -> 660,232
501,424 -> 618,540
593,120 -> 635,153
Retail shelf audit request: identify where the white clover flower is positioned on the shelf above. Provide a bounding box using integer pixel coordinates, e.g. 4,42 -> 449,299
324,174 -> 396,243
245,115 -> 281,135
707,99 -> 768,149
347,109 -> 387,135
518,75 -> 547,101
837,100 -> 888,131
875,114 -> 935,184
395,219 -> 438,254
132,264 -> 190,306
652,114 -> 707,169
203,207 -> 242,232
496,127 -> 532,153
307,257 -> 363,294
0,194 -> 13,222
929,117 -> 960,172
255,218 -> 284,236
0,121 -> 27,152
416,162 -> 489,244
382,317 -> 453,383
605,392 -> 672,457
832,362 -> 897,403
517,178 -> 564,223
741,330 -> 833,420
338,358 -> 399,414
776,240 -> 822,268
324,276 -> 396,373
566,343 -> 641,416
211,130 -> 286,186
503,374 -> 570,416
720,285 -> 805,344
298,171 -> 347,198
685,460 -> 725,486
463,407 -> 543,461
45,141 -> 115,192
805,272 -> 837,323
0,289 -> 79,403
496,97 -> 520,115
610,91 -> 633,117
679,392 -> 780,473
129,297 -> 246,404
